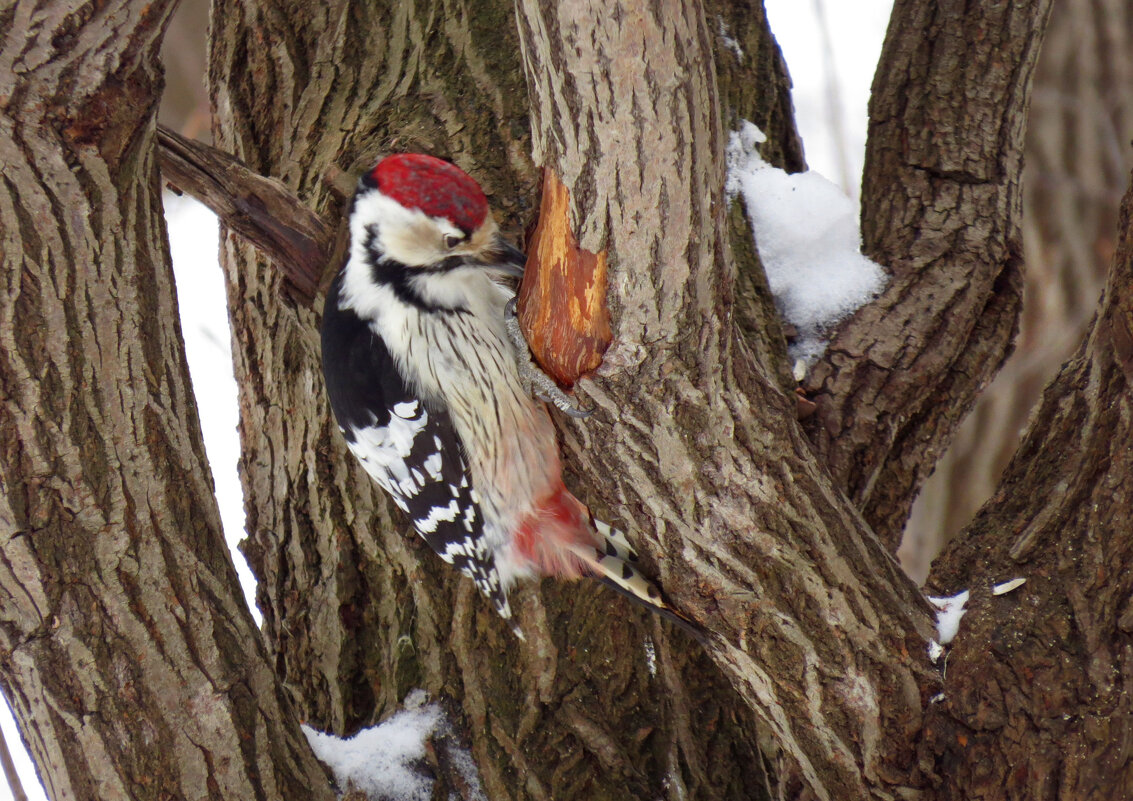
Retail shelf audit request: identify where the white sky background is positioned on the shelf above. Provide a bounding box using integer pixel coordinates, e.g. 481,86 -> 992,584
162,192 -> 261,615
763,0 -> 893,197
0,4 -> 892,799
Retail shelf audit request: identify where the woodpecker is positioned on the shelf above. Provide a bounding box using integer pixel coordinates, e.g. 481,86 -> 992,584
320,153 -> 695,637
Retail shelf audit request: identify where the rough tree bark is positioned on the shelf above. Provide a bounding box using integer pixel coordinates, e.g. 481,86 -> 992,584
0,1 -> 333,799
4,0 -> 1130,799
904,0 -> 1133,578
921,178 -> 1133,796
802,0 -> 1052,551
513,2 -> 940,798
205,1 -> 802,799
209,0 -> 935,797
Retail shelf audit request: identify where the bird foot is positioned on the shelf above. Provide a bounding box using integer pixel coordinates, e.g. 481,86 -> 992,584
505,298 -> 592,419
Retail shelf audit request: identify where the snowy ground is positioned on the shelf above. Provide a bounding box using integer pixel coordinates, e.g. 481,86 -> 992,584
0,4 -> 892,799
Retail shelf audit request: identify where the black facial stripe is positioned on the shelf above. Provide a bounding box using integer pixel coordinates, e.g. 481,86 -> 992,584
362,226 -> 469,314
358,172 -> 379,192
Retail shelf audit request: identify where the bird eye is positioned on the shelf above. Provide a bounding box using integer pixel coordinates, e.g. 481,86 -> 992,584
444,234 -> 464,249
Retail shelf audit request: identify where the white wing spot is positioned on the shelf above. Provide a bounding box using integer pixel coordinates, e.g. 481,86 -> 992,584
393,400 -> 419,417
415,500 -> 461,533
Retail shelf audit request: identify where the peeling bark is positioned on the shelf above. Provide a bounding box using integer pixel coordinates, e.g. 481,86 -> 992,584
517,169 -> 611,387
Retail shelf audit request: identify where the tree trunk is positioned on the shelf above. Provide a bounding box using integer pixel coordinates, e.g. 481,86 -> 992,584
206,1 -> 807,798
921,175 -> 1133,797
0,2 -> 333,799
514,3 -> 940,798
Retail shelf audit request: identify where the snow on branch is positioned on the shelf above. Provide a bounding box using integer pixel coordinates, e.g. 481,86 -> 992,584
726,121 -> 886,364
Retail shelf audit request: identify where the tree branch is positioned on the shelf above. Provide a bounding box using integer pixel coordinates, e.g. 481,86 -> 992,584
801,0 -> 1054,549
156,125 -> 338,306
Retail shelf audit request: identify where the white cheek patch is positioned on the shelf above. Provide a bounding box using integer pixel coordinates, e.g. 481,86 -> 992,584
347,191 -> 445,268
381,218 -> 446,266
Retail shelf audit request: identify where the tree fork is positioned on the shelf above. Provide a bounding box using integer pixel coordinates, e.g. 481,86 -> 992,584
802,0 -> 1054,550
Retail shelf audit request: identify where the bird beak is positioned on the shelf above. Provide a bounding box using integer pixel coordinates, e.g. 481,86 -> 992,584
488,237 -> 527,277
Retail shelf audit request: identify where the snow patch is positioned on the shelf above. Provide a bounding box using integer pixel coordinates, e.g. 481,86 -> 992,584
992,577 -> 1026,596
927,640 -> 945,663
644,636 -> 657,678
716,16 -> 744,61
445,741 -> 489,801
725,121 -> 887,364
303,691 -> 487,801
928,590 -> 970,645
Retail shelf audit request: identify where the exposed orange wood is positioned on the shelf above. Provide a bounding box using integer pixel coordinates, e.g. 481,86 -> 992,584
517,170 -> 612,387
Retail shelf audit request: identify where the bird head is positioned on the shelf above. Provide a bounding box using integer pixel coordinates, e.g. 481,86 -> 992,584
350,153 -> 525,276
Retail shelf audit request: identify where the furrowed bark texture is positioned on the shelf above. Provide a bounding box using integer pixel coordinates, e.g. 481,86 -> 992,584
208,1 -> 779,799
705,0 -> 803,390
515,2 -> 937,798
802,0 -> 1052,550
922,174 -> 1133,798
0,2 -> 332,799
903,0 -> 1133,578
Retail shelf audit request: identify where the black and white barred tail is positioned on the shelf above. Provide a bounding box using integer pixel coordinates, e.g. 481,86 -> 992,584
565,517 -> 706,643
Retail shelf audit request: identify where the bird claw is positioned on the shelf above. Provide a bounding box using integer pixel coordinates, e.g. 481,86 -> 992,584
505,298 -> 593,419
536,391 -> 593,419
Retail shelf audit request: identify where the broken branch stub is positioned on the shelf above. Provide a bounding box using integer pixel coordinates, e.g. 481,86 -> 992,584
156,125 -> 333,306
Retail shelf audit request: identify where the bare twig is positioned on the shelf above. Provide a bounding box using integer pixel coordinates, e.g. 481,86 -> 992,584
0,722 -> 29,801
156,125 -> 338,306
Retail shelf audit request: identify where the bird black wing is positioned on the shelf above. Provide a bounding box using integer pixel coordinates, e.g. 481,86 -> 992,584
320,273 -> 512,620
